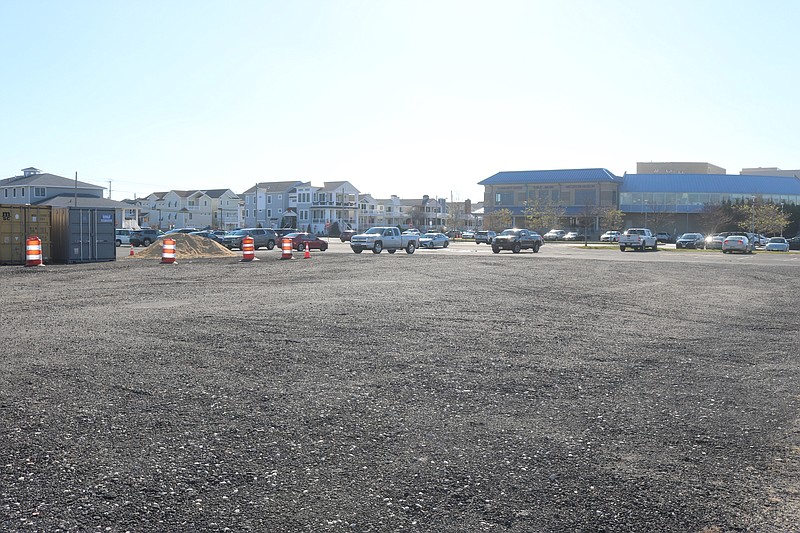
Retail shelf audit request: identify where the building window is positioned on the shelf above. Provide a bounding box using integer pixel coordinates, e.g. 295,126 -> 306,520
267,195 -> 272,204
3,189 -> 7,198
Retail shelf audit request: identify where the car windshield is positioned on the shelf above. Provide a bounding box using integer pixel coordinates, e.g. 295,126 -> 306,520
681,234 -> 700,239
423,233 -> 438,237
285,233 -> 300,238
500,229 -> 519,236
769,237 -> 785,243
365,228 -> 384,234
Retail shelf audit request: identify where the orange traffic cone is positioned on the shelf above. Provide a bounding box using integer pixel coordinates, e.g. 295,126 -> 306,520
304,244 -> 311,259
129,246 -> 134,256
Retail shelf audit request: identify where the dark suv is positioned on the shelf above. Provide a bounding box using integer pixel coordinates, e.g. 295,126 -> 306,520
130,229 -> 163,247
492,228 -> 543,253
222,228 -> 277,250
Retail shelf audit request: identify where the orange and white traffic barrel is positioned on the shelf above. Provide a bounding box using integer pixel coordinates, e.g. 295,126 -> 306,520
161,238 -> 177,264
280,237 -> 293,260
25,236 -> 44,267
240,236 -> 256,262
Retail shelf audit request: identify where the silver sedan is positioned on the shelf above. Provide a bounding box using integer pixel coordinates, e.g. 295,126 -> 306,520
419,232 -> 450,249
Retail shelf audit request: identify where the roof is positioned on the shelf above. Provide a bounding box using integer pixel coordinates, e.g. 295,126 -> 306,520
0,172 -> 104,190
318,181 -> 360,193
203,189 -> 239,199
479,168 -> 620,185
34,194 -> 133,208
621,173 -> 800,194
243,181 -> 304,194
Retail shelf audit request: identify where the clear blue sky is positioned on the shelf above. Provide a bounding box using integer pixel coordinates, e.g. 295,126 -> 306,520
2,0 -> 798,202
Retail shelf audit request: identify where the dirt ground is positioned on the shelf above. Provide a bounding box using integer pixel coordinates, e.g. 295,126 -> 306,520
1,250 -> 798,532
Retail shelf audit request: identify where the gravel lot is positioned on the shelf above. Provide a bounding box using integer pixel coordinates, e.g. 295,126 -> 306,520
2,245 -> 799,532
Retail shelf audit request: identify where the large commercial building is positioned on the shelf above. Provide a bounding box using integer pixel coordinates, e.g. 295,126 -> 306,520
480,164 -> 800,235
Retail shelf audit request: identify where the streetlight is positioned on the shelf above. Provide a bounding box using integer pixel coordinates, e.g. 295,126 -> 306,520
751,196 -> 756,234
644,199 -> 648,227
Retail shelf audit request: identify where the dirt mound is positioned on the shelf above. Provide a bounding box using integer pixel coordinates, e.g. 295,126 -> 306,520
129,234 -> 237,259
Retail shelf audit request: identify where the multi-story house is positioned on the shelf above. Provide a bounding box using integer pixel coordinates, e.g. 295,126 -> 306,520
136,189 -> 240,230
357,193 -> 384,228
241,181 -> 304,228
310,181 -> 360,234
376,195 -> 413,228
1,167 -> 138,228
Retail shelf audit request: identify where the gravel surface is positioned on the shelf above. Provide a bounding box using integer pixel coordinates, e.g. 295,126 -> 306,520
1,250 -> 798,532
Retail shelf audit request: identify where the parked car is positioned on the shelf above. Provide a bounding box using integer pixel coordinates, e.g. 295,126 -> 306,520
563,231 -> 585,241
655,232 -> 673,244
600,231 -> 620,242
544,229 -> 566,241
222,228 -> 278,250
705,232 -> 732,250
765,237 -> 789,252
165,227 -> 198,234
788,235 -> 800,250
419,232 -> 450,249
474,230 -> 496,244
722,235 -> 754,254
274,228 -> 298,239
461,231 -> 475,240
130,229 -> 163,247
402,229 -> 421,236
619,228 -> 658,252
675,233 -> 705,249
339,230 -> 357,242
445,230 -> 462,239
189,230 -> 225,244
115,228 -> 134,247
282,232 -> 328,251
491,228 -> 543,253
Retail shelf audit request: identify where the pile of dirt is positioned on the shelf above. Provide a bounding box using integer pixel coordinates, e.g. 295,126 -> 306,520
128,233 -> 237,259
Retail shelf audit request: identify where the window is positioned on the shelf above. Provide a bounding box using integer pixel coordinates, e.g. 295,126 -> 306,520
3,189 -> 7,198
267,195 -> 272,204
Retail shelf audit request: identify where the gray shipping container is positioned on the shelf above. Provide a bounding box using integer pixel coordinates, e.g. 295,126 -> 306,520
51,207 -> 116,263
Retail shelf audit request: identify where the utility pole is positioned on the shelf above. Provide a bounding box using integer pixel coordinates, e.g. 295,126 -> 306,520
108,180 -> 112,199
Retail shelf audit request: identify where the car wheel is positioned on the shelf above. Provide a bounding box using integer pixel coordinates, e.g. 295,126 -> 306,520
512,243 -> 521,254
143,238 -> 152,246
373,242 -> 383,254
653,242 -> 658,251
266,240 -> 275,250
620,245 -> 626,251
321,245 -> 327,251
115,240 -> 121,247
492,246 -> 500,254
298,243 -> 306,251
352,248 -> 362,254
406,242 -> 416,254
533,243 -> 540,253
443,241 -> 449,248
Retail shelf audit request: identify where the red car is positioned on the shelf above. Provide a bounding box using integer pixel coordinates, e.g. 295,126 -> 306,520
282,232 -> 329,251
339,230 -> 357,242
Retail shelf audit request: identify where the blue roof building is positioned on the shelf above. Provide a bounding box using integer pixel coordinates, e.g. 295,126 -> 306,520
478,167 -> 800,235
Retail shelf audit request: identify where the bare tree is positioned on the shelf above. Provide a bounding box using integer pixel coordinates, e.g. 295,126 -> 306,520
698,203 -> 733,235
524,198 -> 566,233
484,208 -> 512,232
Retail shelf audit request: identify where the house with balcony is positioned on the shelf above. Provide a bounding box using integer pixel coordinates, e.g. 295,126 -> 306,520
310,181 -> 360,234
376,195 -> 413,228
1,167 -> 139,228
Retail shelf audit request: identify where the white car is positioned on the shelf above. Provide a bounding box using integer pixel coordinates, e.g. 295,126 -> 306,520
600,231 -> 620,242
765,237 -> 789,252
115,228 -> 134,247
544,229 -> 566,241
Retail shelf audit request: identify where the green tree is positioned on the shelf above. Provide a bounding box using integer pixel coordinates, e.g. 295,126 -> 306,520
484,208 -> 512,232
599,208 -> 624,231
733,201 -> 791,235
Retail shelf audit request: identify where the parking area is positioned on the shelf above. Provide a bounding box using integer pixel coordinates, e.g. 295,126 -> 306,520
5,245 -> 800,531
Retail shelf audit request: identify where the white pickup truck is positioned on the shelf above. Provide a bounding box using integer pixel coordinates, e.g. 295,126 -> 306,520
350,227 -> 419,254
618,228 -> 658,251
